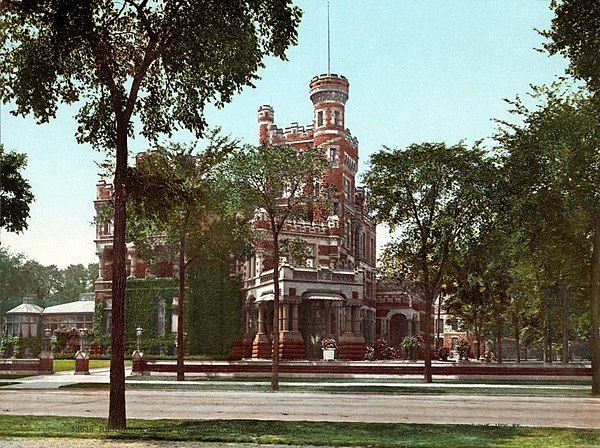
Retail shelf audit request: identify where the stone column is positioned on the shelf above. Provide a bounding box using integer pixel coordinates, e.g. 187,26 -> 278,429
252,303 -> 271,358
279,298 -> 305,359
352,306 -> 361,336
282,303 -> 290,332
257,305 -> 266,335
343,305 -> 353,337
338,303 -> 367,361
291,302 -> 299,332
98,253 -> 105,280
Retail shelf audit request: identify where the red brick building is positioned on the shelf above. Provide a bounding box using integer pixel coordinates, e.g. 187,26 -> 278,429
93,73 -> 427,360
234,73 -> 425,360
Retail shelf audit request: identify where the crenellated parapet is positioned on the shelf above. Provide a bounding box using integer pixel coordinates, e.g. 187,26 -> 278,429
309,74 -> 349,105
268,122 -> 314,144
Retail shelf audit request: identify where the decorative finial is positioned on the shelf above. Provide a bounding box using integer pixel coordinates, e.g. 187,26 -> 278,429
327,0 -> 331,76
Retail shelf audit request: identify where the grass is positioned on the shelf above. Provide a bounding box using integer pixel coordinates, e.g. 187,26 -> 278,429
0,374 -> 30,380
53,359 -> 131,372
0,415 -> 598,447
58,378 -> 593,397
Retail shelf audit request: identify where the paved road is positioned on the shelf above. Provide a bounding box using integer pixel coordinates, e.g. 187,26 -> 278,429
1,368 -> 599,429
1,388 -> 599,429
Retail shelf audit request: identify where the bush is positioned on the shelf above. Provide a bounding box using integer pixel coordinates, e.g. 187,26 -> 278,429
435,346 -> 450,361
400,335 -> 422,359
456,339 -> 470,360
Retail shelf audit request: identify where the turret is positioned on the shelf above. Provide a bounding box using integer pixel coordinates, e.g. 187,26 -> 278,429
258,105 -> 274,146
309,74 -> 349,133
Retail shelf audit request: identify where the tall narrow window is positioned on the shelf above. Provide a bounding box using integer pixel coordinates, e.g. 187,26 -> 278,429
317,110 -> 324,127
343,176 -> 351,199
329,147 -> 339,167
361,232 -> 366,256
334,110 -> 342,125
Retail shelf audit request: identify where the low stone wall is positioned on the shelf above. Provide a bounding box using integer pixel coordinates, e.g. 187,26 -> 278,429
131,359 -> 592,379
0,358 -> 53,375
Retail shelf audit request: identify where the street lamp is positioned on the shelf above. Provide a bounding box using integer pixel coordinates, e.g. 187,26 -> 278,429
43,328 -> 52,353
136,327 -> 143,352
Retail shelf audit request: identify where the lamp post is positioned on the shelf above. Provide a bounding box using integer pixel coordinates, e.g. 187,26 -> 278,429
132,327 -> 145,376
39,328 -> 54,373
43,328 -> 52,353
74,328 -> 90,375
136,327 -> 143,352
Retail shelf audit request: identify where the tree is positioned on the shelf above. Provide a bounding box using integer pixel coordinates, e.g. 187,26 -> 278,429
52,263 -> 97,304
0,145 -> 34,233
365,142 -> 494,382
127,135 -> 241,381
0,248 -> 28,317
543,0 -> 600,393
227,145 -> 328,391
544,0 -> 600,96
496,82 -> 599,389
0,1 -> 301,428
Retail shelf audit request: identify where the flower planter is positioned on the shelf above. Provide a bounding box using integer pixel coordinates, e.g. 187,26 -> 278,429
322,348 -> 336,361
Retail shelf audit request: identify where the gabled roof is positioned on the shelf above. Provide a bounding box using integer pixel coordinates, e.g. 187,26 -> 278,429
5,302 -> 44,315
42,300 -> 95,315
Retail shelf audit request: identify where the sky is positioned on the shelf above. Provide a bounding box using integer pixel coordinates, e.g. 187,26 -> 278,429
0,1 -> 569,269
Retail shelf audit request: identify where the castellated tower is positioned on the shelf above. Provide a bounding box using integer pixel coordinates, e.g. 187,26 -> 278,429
239,74 -> 377,362
258,105 -> 274,146
310,73 -> 349,134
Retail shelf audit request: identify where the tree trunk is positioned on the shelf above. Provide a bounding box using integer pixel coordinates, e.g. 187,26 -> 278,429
435,294 -> 442,351
591,215 -> 600,395
177,226 -> 186,381
423,295 -> 433,383
514,315 -> 521,363
474,320 -> 481,360
271,230 -> 280,391
108,124 -> 128,430
543,294 -> 553,363
561,286 -> 569,364
496,319 -> 503,364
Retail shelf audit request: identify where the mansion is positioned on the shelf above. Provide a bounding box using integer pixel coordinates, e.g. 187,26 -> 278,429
93,73 -> 427,360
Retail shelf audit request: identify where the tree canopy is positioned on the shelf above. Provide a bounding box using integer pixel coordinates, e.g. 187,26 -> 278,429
226,144 -> 329,390
544,0 -> 600,96
0,145 -> 34,233
0,0 -> 302,429
126,134 -> 248,380
496,81 -> 600,391
365,142 -> 495,382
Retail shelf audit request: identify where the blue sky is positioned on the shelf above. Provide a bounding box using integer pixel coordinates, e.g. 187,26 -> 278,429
1,1 -> 568,268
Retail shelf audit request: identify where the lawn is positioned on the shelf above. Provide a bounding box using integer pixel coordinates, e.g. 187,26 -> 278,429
118,375 -> 594,397
0,416 -> 598,447
53,359 -> 131,372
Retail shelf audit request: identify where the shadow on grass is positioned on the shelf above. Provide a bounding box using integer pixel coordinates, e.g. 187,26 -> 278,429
58,382 -> 591,397
1,416 -> 599,447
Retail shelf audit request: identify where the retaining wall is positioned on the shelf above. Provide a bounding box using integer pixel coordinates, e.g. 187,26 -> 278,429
131,359 -> 591,379
0,358 -> 53,375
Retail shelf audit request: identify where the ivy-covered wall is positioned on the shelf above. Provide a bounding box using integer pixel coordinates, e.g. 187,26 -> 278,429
186,260 -> 242,356
125,277 -> 177,354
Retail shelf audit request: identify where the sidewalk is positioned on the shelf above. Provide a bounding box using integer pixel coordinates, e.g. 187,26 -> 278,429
0,366 -> 590,392
1,367 -> 114,389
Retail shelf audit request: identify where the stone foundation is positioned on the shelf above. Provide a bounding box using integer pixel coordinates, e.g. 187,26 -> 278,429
252,335 -> 272,359
338,340 -> 368,361
229,340 -> 252,360
278,332 -> 306,359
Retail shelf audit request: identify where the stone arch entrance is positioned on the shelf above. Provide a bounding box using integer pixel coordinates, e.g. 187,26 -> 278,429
299,295 -> 344,359
390,313 -> 409,347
